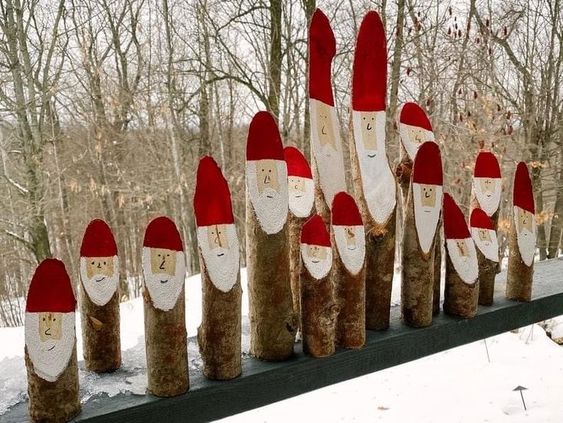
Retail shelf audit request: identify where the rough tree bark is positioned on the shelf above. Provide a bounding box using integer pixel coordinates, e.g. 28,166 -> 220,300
443,254 -> 479,319
506,224 -> 534,302
288,212 -> 309,332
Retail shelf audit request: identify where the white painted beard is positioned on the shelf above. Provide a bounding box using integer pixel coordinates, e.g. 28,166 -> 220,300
300,244 -> 332,280
398,123 -> 435,160
25,312 -> 75,382
333,225 -> 365,275
412,183 -> 443,255
80,257 -> 119,306
446,238 -> 479,284
142,248 -> 186,311
197,224 -> 240,292
309,100 -> 347,206
470,228 -> 499,262
514,207 -> 537,267
289,178 -> 314,218
246,161 -> 288,234
473,177 -> 501,216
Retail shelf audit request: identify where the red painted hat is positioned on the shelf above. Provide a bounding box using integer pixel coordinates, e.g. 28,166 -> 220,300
352,11 -> 387,111
470,208 -> 495,230
80,219 -> 118,257
309,9 -> 336,106
26,259 -> 76,313
443,193 -> 471,239
284,147 -> 312,179
399,102 -> 433,131
331,191 -> 363,226
513,161 -> 535,214
412,141 -> 443,185
474,151 -> 501,178
194,156 -> 234,227
246,111 -> 284,161
301,214 -> 331,247
143,216 -> 183,251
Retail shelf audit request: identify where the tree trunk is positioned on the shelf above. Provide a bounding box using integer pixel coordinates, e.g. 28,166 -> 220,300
547,163 -> 563,258
476,247 -> 497,306
506,224 -> 534,302
288,212 -> 310,333
433,227 -> 442,315
443,253 -> 479,318
267,0 -> 282,119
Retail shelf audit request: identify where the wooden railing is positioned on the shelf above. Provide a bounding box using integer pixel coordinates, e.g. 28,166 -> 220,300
3,258 -> 563,423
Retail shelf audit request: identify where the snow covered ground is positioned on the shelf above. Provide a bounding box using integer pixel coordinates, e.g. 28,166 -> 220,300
1,266 -> 563,422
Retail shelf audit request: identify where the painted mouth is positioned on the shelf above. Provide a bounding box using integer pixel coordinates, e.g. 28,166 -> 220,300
312,259 -> 320,264
294,194 -> 303,198
266,194 -> 274,199
159,279 -> 169,284
367,153 -> 376,158
347,246 -> 357,251
321,126 -> 327,135
486,193 -> 492,198
217,253 -> 225,257
47,344 -> 55,351
95,277 -> 105,283
424,209 -> 431,213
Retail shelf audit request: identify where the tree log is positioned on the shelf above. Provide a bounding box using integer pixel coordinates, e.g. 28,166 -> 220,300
443,254 -> 479,318
246,199 -> 296,361
80,287 -> 121,373
433,229 -> 442,315
143,287 -> 188,397
197,260 -> 242,380
506,224 -> 534,302
312,159 -> 331,225
476,247 -> 497,306
25,345 -> 80,423
300,265 -> 338,357
288,212 -> 309,333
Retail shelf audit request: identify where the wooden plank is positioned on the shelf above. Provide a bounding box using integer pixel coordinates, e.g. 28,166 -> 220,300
3,258 -> 563,423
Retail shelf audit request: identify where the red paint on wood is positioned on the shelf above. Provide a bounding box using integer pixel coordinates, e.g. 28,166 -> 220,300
513,162 -> 535,214
301,214 -> 331,247
308,9 -> 336,106
26,259 -> 76,313
143,216 -> 183,251
399,102 -> 433,131
412,142 -> 443,185
80,219 -> 118,257
284,147 -> 312,179
443,193 -> 470,239
352,11 -> 387,112
474,151 -> 501,178
194,156 -> 234,227
470,208 -> 495,230
331,192 -> 363,226
246,111 -> 284,161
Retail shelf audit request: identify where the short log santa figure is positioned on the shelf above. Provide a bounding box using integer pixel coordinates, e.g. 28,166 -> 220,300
142,216 -> 188,396
472,151 -> 502,218
25,258 -> 80,422
300,214 -> 338,357
79,218 -> 121,372
397,102 -> 435,162
470,208 -> 499,305
442,193 -> 479,319
506,161 -> 536,301
308,8 -> 347,221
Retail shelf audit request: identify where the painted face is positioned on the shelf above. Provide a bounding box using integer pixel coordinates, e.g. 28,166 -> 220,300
358,111 -> 378,151
399,123 -> 435,160
287,176 -> 314,218
198,224 -> 240,292
80,256 -> 119,306
150,247 -> 177,276
307,244 -> 327,261
455,239 -> 469,258
479,178 -> 495,195
143,248 -> 186,311
344,226 -> 356,248
446,238 -> 478,283
301,243 -> 332,280
333,225 -> 366,275
408,126 -> 425,147
420,184 -> 437,207
256,159 -> 280,194
513,206 -> 537,267
39,312 -> 62,342
470,227 -> 499,262
473,177 -> 501,216
478,229 -> 491,242
314,101 -> 337,150
516,207 -> 533,233
86,257 -> 114,280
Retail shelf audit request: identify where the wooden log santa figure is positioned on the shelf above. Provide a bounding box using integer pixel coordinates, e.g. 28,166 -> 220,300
350,11 -> 396,331
25,259 -> 80,422
331,192 -> 366,348
396,102 -> 442,315
471,151 -> 502,223
443,193 -> 479,318
300,214 -> 338,358
246,111 -> 296,361
79,219 -> 121,373
142,216 -> 188,396
506,162 -> 536,301
194,156 -> 242,380
308,8 -> 347,223
284,146 -> 315,331
401,141 -> 443,327
470,208 -> 500,305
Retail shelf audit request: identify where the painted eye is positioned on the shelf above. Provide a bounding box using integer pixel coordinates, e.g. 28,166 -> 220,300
91,261 -> 95,265
157,254 -> 161,257
218,231 -> 221,235
53,318 -> 56,321
363,117 -> 366,120
167,254 -> 170,257
42,318 -> 45,321
103,261 -> 106,265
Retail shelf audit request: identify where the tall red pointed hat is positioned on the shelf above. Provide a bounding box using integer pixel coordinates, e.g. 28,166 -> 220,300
443,193 -> 471,239
26,259 -> 76,313
246,111 -> 284,161
474,151 -> 501,178
513,161 -> 535,214
143,216 -> 183,251
352,11 -> 387,112
470,208 -> 495,230
301,214 -> 331,247
309,9 -> 336,106
194,156 -> 234,227
332,191 -> 363,226
399,102 -> 433,131
80,219 -> 118,257
284,146 -> 312,179
412,141 -> 443,185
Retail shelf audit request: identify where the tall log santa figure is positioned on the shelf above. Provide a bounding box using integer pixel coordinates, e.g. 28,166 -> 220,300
506,162 -> 536,301
308,9 -> 347,223
246,111 -> 296,360
350,11 -> 396,330
142,216 -> 188,396
470,208 -> 500,305
79,219 -> 121,372
25,259 -> 80,422
194,156 -> 242,380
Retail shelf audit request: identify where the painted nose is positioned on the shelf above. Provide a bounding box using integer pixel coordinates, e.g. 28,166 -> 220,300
366,123 -> 372,130
264,174 -> 270,184
97,262 -> 102,269
425,191 -> 431,198
45,328 -> 51,336
159,258 -> 166,270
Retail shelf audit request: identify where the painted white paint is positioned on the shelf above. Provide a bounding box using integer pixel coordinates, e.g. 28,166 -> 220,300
79,257 -> 119,306
412,183 -> 443,255
446,238 -> 479,284
300,244 -> 332,280
472,177 -> 502,216
142,248 -> 186,311
333,225 -> 365,275
470,227 -> 499,262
